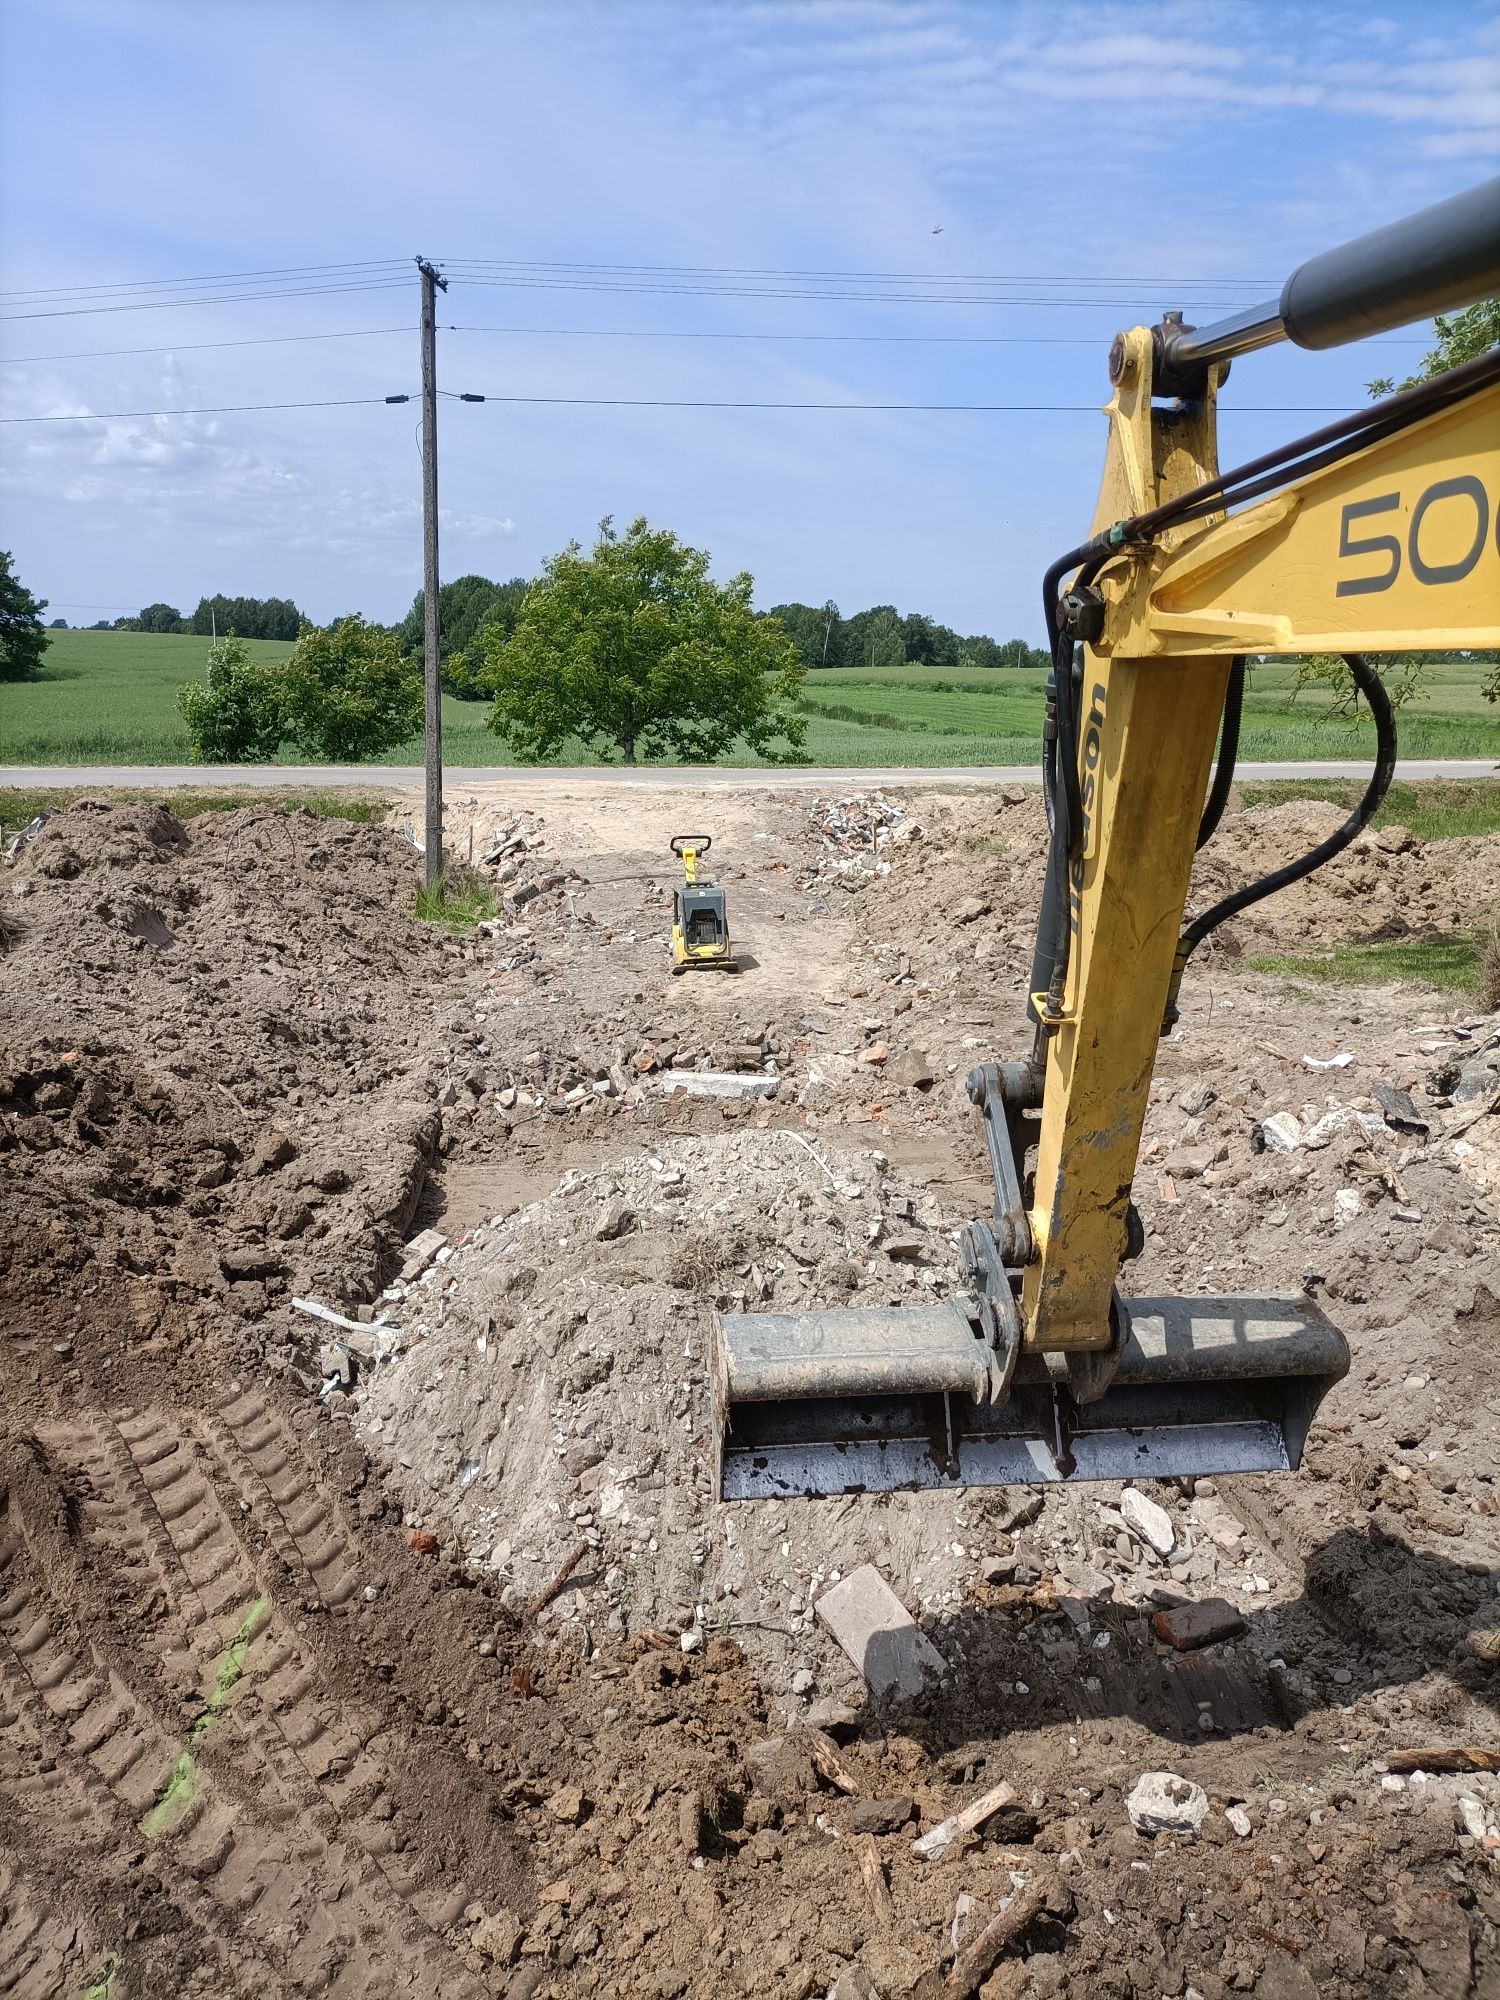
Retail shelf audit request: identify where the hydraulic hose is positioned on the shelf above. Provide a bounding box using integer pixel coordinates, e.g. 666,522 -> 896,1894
1163,653 -> 1396,1027
1196,658 -> 1246,851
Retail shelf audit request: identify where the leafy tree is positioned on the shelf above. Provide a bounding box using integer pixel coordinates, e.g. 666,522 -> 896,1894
189,594 -> 303,641
399,573 -> 531,698
137,601 -> 186,633
281,615 -> 423,761
177,637 -> 289,762
485,516 -> 805,765
1367,298 -> 1500,397
0,550 -> 49,682
49,617 -> 68,630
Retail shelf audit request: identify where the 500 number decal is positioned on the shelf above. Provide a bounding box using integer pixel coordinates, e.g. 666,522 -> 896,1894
1336,476 -> 1493,596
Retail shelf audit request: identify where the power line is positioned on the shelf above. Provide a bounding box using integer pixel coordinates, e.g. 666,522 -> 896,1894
444,273 -> 1265,309
0,280 -> 412,323
0,258 -> 409,302
0,326 -> 415,364
0,320 -> 1427,368
445,393 -> 1354,412
439,254 -> 1276,288
5,394 -> 1359,425
0,396 -> 400,423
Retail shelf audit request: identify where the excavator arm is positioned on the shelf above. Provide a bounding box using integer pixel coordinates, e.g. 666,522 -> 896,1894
713,175 -> 1500,1500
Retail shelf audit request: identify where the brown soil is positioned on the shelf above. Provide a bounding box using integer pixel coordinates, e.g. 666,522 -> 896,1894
1,785 -> 1497,2000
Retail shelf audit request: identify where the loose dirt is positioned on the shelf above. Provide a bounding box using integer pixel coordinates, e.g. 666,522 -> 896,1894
1,783 -> 1497,2000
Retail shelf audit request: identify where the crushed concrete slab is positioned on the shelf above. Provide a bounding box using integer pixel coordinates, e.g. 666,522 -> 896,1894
816,1563 -> 946,1700
659,1069 -> 778,1100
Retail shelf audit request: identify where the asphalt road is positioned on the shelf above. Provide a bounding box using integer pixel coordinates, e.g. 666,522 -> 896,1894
2,758 -> 1495,793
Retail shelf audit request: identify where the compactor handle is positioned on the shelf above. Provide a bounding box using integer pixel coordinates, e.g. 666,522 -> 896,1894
670,834 -> 712,856
1165,175 -> 1500,371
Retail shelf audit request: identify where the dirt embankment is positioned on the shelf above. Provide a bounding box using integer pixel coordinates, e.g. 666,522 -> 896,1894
1,788 -> 1498,2000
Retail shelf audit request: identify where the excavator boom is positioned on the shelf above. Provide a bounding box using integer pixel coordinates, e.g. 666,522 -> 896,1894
713,174 -> 1500,1500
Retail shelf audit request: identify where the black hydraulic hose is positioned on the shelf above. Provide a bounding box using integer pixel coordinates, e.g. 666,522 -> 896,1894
1126,347 -> 1500,543
1195,657 -> 1245,851
1164,653 -> 1396,1027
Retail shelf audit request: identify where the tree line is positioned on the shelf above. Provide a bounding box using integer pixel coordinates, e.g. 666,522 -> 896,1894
767,600 -> 1048,674
43,575 -> 1048,687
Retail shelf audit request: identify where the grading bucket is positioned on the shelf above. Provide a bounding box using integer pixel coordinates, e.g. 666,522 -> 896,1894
713,1292 -> 1349,1501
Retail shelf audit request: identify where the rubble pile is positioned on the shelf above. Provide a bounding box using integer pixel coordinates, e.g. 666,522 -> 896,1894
801,794 -> 924,888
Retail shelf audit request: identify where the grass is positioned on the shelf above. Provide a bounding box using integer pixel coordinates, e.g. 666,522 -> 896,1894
0,786 -> 388,839
1247,936 -> 1486,996
413,874 -> 500,931
6,630 -> 1496,768
1240,778 -> 1500,842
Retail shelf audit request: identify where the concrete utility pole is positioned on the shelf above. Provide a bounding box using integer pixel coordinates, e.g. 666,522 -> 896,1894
417,256 -> 448,890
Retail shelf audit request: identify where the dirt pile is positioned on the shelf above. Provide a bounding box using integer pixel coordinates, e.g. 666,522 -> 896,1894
0,801 -> 460,1408
356,1130 -> 986,1652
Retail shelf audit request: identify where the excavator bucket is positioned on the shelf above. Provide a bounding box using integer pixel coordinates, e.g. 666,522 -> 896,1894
712,1292 -> 1350,1500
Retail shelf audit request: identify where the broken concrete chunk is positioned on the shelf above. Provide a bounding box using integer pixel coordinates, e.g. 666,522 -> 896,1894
1259,1111 -> 1303,1154
1119,1487 -> 1175,1557
659,1069 -> 778,1100
950,895 -> 992,926
1128,1772 -> 1208,1836
1151,1597 -> 1247,1652
398,1227 -> 446,1283
816,1564 -> 946,1701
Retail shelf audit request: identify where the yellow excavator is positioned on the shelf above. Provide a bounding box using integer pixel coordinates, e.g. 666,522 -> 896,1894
714,176 -> 1500,1500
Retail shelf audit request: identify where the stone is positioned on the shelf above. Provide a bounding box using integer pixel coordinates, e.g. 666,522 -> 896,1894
816,1564 -> 946,1700
1126,1771 -> 1208,1836
857,1042 -> 890,1066
1466,1627 -> 1500,1663
886,1047 -> 936,1090
472,1912 -> 522,1965
1371,1082 -> 1428,1133
594,1201 -> 634,1242
828,1969 -> 880,2000
845,1794 -> 914,1835
1260,1112 -> 1303,1154
790,1667 -> 815,1695
1151,1598 -> 1247,1652
1225,1805 -> 1253,1838
1165,1144 -> 1216,1181
1119,1487 -> 1175,1556
951,895 -> 993,926
544,1783 -> 587,1823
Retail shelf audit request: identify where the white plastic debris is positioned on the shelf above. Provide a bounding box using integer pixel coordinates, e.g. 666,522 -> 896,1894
1302,1052 -> 1354,1070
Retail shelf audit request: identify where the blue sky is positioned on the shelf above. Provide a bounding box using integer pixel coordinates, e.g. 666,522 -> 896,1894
2,0 -> 1497,641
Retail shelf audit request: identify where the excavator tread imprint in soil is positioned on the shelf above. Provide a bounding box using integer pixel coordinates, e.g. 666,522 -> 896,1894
0,1408 -> 489,1999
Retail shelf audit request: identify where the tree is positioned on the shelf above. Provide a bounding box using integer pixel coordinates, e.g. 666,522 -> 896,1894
49,617 -> 68,630
1367,298 -> 1500,397
0,550 -> 49,682
398,573 -> 531,697
281,616 -> 423,761
137,601 -> 186,633
485,516 -> 806,765
177,636 -> 289,762
189,594 -> 303,641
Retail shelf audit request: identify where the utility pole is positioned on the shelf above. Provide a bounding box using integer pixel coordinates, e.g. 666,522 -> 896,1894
418,256 -> 448,890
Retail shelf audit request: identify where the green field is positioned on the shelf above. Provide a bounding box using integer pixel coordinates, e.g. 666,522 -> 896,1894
3,629 -> 1496,767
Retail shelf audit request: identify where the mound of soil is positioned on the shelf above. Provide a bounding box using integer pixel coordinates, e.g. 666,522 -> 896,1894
0,802 -> 457,1413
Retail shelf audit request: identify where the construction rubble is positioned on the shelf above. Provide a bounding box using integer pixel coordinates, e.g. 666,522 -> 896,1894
0,782 -> 1497,1999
